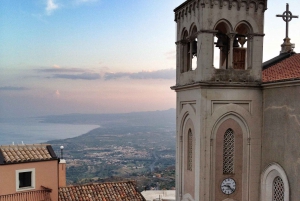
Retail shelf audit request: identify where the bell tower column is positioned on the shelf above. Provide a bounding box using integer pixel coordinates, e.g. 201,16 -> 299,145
227,33 -> 235,69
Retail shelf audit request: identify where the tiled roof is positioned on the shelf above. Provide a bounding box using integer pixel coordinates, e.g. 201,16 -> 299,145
0,144 -> 57,164
262,53 -> 300,83
59,181 -> 146,201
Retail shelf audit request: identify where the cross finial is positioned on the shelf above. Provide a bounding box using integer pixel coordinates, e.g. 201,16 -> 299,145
276,3 -> 298,39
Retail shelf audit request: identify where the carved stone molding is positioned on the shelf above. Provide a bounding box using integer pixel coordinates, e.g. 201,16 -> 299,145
180,101 -> 196,113
174,0 -> 267,21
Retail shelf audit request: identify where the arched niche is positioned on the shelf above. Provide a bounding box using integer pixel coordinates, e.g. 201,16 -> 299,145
180,115 -> 196,200
210,112 -> 250,201
261,163 -> 290,201
178,104 -> 196,201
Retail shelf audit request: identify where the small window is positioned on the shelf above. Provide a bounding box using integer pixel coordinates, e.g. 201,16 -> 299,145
16,169 -> 35,191
19,171 -> 32,188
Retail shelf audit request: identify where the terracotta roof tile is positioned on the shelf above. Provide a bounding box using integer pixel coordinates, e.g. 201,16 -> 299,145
58,181 -> 146,201
262,53 -> 300,83
0,144 -> 56,164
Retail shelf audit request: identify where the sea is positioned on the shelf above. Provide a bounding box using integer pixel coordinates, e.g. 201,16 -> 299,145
0,117 -> 100,146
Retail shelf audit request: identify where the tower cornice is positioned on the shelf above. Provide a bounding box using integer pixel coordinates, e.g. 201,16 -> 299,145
174,0 -> 267,21
171,81 -> 261,92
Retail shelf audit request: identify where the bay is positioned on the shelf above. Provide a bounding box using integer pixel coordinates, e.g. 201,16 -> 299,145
0,117 -> 100,146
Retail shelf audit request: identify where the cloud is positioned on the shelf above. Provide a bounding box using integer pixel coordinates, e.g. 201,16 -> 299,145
74,0 -> 99,4
0,86 -> 30,91
52,73 -> 101,80
104,69 -> 175,80
46,0 -> 59,15
36,68 -> 86,73
35,67 -> 100,80
165,51 -> 176,60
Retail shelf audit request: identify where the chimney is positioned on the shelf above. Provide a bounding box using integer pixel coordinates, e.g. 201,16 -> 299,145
58,146 -> 66,187
58,159 -> 66,187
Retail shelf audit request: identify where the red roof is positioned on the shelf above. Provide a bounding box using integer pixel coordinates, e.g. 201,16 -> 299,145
263,53 -> 300,83
59,181 -> 146,201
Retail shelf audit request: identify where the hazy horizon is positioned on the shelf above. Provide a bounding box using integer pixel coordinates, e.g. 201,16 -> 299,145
1,0 -> 300,118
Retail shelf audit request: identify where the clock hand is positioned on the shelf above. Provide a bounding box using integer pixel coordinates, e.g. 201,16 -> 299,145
225,185 -> 234,191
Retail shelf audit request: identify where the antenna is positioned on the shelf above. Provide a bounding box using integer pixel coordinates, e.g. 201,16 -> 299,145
60,146 -> 64,159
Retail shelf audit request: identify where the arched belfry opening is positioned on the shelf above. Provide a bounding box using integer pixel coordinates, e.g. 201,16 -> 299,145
181,29 -> 190,73
180,25 -> 198,73
213,21 -> 232,69
213,20 -> 253,70
190,25 -> 198,70
233,22 -> 252,70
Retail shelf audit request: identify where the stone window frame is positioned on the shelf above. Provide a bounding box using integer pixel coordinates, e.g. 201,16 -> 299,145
261,163 -> 289,201
16,168 -> 35,192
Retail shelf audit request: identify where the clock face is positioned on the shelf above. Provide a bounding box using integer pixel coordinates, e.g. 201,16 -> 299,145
221,178 -> 236,195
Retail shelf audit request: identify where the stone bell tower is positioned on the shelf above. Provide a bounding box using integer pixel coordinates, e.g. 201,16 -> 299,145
171,0 -> 267,201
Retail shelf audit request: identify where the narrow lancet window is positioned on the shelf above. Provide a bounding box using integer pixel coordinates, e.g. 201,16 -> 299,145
223,128 -> 234,174
187,129 -> 193,171
273,176 -> 284,201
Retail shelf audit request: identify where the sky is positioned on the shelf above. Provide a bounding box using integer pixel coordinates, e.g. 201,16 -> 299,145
0,0 -> 300,118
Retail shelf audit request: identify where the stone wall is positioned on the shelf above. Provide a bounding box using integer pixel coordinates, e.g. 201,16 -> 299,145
262,83 -> 300,201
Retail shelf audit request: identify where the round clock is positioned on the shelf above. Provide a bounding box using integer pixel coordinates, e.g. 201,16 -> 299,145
221,178 -> 236,195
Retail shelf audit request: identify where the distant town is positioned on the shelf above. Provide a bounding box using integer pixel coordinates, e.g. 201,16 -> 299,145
44,109 -> 176,191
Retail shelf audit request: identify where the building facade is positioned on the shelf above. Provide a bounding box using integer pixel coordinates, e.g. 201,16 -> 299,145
0,144 -> 59,201
0,144 -> 145,201
172,0 -> 300,201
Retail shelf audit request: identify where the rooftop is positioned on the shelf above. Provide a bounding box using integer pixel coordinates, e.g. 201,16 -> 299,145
0,144 -> 57,164
141,190 -> 175,201
58,181 -> 146,201
262,53 -> 300,83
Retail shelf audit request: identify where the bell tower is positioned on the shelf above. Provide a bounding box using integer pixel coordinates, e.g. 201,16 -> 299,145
172,1 -> 267,201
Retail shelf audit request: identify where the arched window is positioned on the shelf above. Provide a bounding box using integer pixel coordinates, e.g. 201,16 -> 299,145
273,176 -> 284,201
233,22 -> 252,70
261,163 -> 289,201
187,129 -> 193,171
190,25 -> 198,70
213,21 -> 232,69
181,30 -> 190,73
223,128 -> 234,174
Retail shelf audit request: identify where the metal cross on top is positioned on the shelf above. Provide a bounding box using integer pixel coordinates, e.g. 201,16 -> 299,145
276,3 -> 298,39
